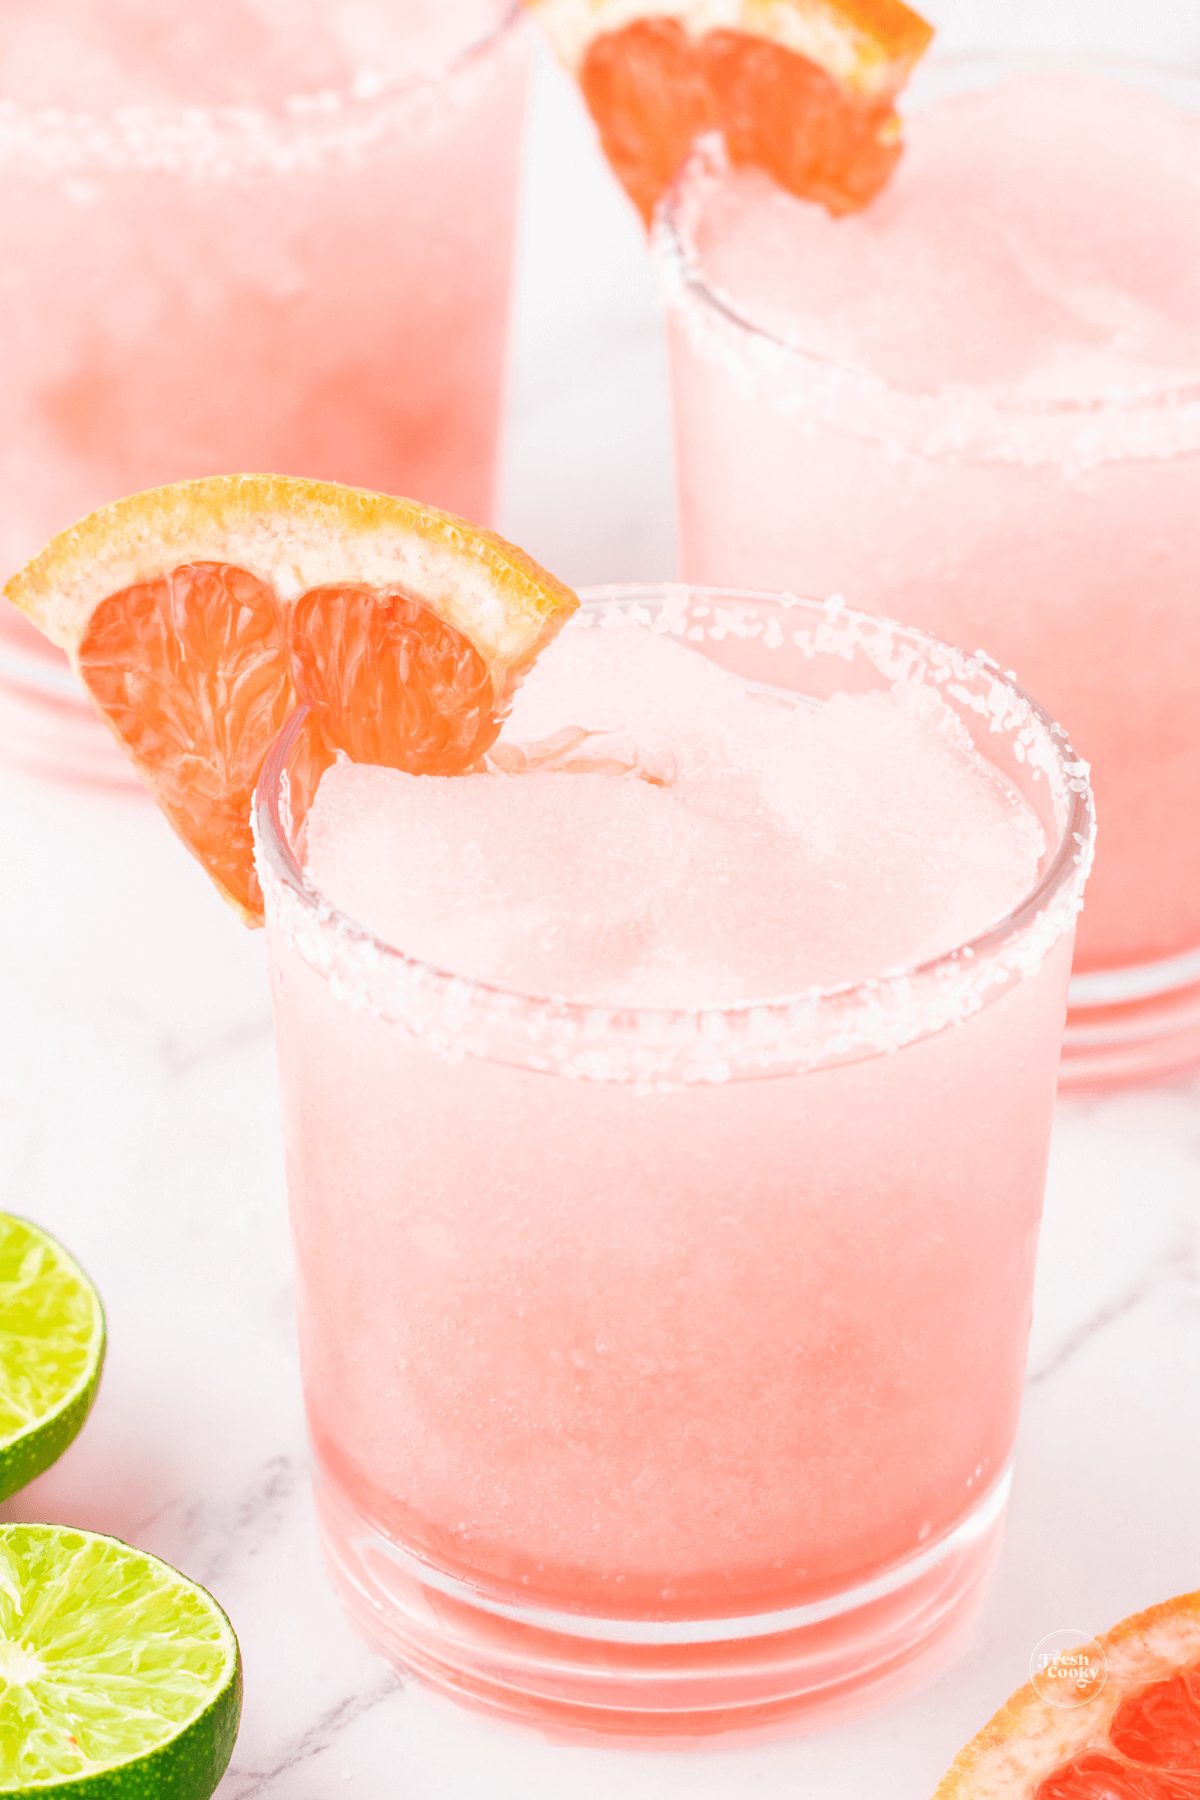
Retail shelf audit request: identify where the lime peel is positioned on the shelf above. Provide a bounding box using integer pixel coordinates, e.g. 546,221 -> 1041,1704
0,1215 -> 106,1504
0,1523 -> 241,1798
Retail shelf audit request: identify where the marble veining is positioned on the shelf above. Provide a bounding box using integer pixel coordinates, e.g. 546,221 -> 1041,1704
229,1674 -> 401,1799
157,1015 -> 276,1083
1027,1232 -> 1198,1389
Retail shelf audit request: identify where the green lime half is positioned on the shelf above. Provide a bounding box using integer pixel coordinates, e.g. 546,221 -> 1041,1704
0,1523 -> 241,1797
0,1215 -> 106,1503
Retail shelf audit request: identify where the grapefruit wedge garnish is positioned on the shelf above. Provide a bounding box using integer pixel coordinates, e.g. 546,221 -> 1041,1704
527,0 -> 935,223
3,475 -> 577,924
933,1589 -> 1200,1798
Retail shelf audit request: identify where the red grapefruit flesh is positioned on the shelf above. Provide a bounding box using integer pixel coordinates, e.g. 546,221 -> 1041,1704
532,0 -> 933,224
5,475 -> 578,923
933,1592 -> 1200,1800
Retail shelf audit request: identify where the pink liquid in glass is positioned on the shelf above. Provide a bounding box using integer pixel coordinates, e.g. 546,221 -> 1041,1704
256,588 -> 1093,1737
658,64 -> 1200,1085
0,0 -> 528,781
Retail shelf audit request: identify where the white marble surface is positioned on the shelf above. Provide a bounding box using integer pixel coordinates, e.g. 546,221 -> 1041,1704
3,15 -> 1200,1798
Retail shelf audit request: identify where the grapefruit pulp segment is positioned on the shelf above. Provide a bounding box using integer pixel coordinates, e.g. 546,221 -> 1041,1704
704,28 -> 903,215
1033,1752 -> 1196,1797
932,1589 -> 1200,1800
4,475 -> 578,925
580,20 -> 718,225
1109,1668 -> 1200,1770
531,0 -> 933,222
5,476 -> 577,703
79,564 -> 295,920
287,585 -> 498,775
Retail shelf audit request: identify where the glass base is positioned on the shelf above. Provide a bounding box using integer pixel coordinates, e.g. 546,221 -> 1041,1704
0,638 -> 142,791
312,1468 -> 1010,1742
1060,948 -> 1200,1092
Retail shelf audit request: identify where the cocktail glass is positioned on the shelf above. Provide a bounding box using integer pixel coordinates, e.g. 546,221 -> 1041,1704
656,56 -> 1200,1090
0,0 -> 528,784
253,585 -> 1093,1739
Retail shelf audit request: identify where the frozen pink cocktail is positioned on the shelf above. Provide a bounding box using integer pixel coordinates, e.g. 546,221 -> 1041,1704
658,62 -> 1200,1087
255,586 -> 1093,1738
0,0 -> 528,782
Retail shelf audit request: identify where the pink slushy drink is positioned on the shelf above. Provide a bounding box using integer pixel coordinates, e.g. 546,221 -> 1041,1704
660,65 -> 1200,1085
256,587 -> 1093,1737
0,0 -> 527,781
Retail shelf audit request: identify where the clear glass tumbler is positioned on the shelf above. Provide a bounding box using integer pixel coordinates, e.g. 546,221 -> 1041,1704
0,0 -> 528,784
254,586 -> 1093,1740
656,56 -> 1200,1089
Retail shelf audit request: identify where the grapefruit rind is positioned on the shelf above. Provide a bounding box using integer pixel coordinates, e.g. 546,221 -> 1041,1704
932,1589 -> 1200,1797
3,475 -> 578,927
4,474 -> 578,708
528,0 -> 935,98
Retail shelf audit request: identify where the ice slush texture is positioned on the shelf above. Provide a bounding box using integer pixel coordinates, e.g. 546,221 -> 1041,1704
697,74 -> 1200,396
262,597 -> 1086,1643
664,70 -> 1200,972
304,624 -> 1044,1006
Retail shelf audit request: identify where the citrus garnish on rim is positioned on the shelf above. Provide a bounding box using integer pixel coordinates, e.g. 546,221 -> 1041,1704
4,475 -> 578,924
933,1588 -> 1200,1798
0,1524 -> 240,1799
527,0 -> 935,223
0,1214 -> 105,1504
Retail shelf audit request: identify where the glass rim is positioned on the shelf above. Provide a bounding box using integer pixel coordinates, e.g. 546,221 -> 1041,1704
0,1 -> 524,165
654,50 -> 1200,423
253,583 -> 1094,1051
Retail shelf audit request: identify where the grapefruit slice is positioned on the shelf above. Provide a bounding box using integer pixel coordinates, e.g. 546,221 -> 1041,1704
3,475 -> 577,924
527,0 -> 934,222
933,1589 -> 1200,1798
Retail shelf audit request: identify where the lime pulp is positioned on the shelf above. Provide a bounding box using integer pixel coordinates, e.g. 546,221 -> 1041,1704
0,1214 -> 106,1503
0,1523 -> 241,1797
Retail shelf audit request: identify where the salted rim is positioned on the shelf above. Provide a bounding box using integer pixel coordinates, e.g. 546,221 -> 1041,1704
252,586 -> 1094,1080
0,1 -> 524,179
653,54 -> 1200,466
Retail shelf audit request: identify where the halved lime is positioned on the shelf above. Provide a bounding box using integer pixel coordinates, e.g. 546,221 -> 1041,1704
0,1214 -> 106,1502
0,1523 -> 241,1796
